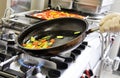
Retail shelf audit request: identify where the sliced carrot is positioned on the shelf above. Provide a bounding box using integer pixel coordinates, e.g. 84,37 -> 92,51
22,44 -> 26,47
32,41 -> 39,46
50,39 -> 55,43
41,39 -> 47,42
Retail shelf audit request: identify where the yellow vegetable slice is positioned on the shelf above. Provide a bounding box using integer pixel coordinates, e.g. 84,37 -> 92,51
30,36 -> 35,42
56,36 -> 64,39
74,31 -> 81,35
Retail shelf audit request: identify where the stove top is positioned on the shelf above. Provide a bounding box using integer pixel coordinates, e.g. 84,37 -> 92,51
0,13 -> 105,78
0,29 -> 102,78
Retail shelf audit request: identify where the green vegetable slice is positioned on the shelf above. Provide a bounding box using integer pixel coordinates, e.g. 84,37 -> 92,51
30,36 -> 35,42
74,31 -> 81,35
56,36 -> 64,39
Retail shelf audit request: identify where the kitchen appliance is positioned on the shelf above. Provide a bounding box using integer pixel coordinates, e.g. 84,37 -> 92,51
50,0 -> 74,9
1,20 -> 119,78
0,0 -> 49,24
0,10 -> 107,78
0,28 -> 103,78
0,0 -> 49,18
50,0 -> 114,14
74,0 -> 114,14
10,0 -> 49,13
1,3 -> 119,77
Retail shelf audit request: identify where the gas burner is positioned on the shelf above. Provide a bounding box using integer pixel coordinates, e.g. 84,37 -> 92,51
20,54 -> 57,69
16,53 -> 63,78
18,59 -> 42,69
18,58 -> 45,78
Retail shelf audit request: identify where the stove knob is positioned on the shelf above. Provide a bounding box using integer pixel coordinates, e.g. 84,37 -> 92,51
41,66 -> 61,78
84,70 -> 90,78
51,55 -> 73,63
57,55 -> 73,63
48,69 -> 61,78
71,49 -> 81,55
84,69 -> 93,77
70,52 -> 76,61
82,41 -> 88,46
64,57 -> 73,63
77,44 -> 85,50
49,59 -> 68,70
89,69 -> 93,76
80,74 -> 88,78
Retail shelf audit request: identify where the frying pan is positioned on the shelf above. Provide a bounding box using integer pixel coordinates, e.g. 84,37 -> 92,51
16,17 -> 92,57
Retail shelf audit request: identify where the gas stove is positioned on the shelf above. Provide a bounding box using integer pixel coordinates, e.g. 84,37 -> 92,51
0,11 -> 111,78
0,27 -> 102,78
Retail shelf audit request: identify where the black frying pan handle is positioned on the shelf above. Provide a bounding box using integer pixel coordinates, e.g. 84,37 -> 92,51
86,27 -> 99,34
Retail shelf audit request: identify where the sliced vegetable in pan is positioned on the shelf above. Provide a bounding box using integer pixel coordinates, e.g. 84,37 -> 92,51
56,36 -> 64,39
74,31 -> 81,35
22,30 -> 81,49
22,36 -> 55,49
